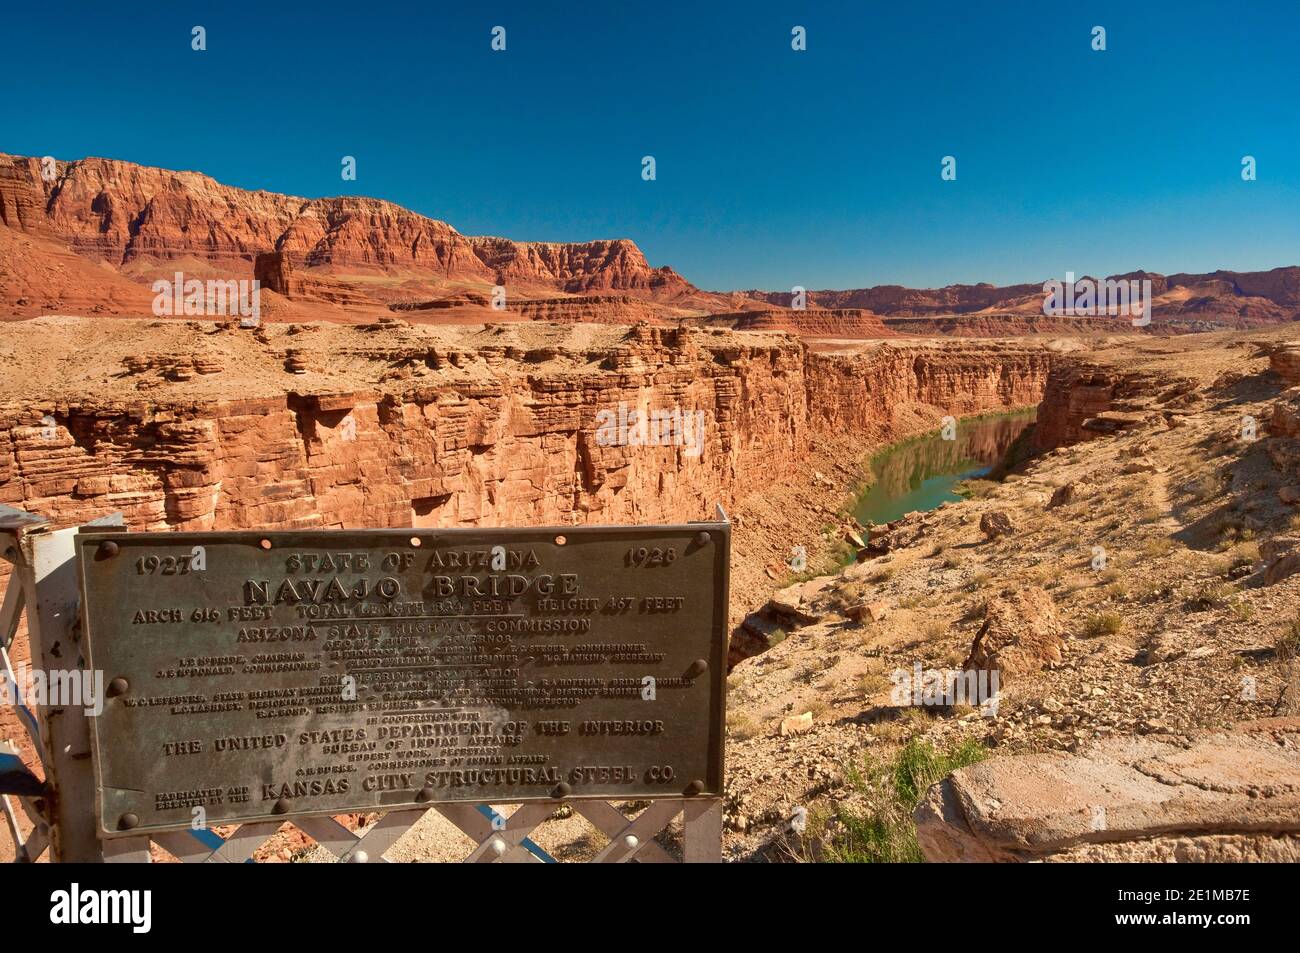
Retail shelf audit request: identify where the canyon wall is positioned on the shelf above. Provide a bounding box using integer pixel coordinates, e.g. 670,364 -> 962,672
0,323 -> 1054,538
1033,356 -> 1205,449
697,309 -> 896,337
1029,338 -> 1296,450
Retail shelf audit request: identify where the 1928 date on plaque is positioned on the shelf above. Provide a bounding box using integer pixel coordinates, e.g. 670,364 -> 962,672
76,524 -> 728,837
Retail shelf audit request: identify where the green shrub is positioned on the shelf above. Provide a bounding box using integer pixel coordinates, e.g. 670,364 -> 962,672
1083,611 -> 1124,637
822,739 -> 986,863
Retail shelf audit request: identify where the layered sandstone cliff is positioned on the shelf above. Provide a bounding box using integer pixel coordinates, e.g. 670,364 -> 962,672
695,308 -> 896,338
0,153 -> 712,315
0,320 -> 1053,538
1033,342 -> 1213,449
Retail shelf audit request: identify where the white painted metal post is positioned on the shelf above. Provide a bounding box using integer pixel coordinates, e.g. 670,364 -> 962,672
15,519 -> 122,861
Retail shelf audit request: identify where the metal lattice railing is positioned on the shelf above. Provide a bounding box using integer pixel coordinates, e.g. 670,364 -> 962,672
100,797 -> 721,863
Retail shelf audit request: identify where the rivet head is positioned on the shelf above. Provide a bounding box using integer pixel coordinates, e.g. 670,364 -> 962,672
624,834 -> 640,849
273,797 -> 291,815
694,531 -> 711,547
685,658 -> 708,679
684,779 -> 705,796
107,677 -> 129,697
97,540 -> 119,559
490,838 -> 508,856
118,813 -> 139,830
552,781 -> 573,798
347,850 -> 369,864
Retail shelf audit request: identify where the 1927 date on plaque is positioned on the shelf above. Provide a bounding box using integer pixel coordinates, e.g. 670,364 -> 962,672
76,523 -> 728,837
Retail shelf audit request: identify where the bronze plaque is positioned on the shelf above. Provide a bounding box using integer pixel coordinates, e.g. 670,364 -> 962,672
76,524 -> 728,837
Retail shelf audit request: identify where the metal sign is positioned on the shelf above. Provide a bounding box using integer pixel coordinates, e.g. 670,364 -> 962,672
76,523 -> 728,838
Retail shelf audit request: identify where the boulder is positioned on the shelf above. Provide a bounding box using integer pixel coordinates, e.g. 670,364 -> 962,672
1046,483 -> 1076,509
767,580 -> 825,626
845,600 -> 889,623
1271,345 -> 1300,385
856,538 -> 891,560
1137,632 -> 1183,665
963,586 -> 1062,679
1122,457 -> 1160,474
779,711 -> 814,736
1270,388 -> 1300,440
916,719 -> 1300,862
1264,554 -> 1300,586
737,612 -> 787,652
1081,411 -> 1148,436
979,510 -> 1016,541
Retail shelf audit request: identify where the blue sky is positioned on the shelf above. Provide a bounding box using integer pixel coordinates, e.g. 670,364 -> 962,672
5,1 -> 1298,290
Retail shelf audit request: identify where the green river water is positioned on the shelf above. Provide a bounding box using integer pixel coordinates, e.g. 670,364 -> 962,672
851,410 -> 1036,526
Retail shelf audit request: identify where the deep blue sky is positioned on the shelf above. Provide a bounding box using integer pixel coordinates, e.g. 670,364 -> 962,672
6,1 -> 1298,290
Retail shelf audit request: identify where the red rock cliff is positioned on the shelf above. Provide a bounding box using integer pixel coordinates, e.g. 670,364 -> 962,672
0,153 -> 703,304
0,322 -> 1053,534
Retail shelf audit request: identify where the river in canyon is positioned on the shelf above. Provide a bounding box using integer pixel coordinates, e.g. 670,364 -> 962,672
851,409 -> 1036,526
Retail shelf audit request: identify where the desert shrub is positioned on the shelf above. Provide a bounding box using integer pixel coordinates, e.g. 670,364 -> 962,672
1230,599 -> 1255,622
1140,537 -> 1175,558
1277,617 -> 1300,715
828,540 -> 859,566
822,739 -> 987,863
858,672 -> 891,697
1186,581 -> 1233,611
1083,611 -> 1124,637
726,710 -> 760,740
956,479 -> 1000,500
837,580 -> 870,603
1187,472 -> 1226,503
1229,542 -> 1260,572
922,620 -> 947,640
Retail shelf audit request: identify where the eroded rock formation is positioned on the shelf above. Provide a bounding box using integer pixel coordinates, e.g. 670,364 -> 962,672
916,719 -> 1300,862
0,153 -> 714,316
0,322 -> 1053,538
1034,357 -> 1201,450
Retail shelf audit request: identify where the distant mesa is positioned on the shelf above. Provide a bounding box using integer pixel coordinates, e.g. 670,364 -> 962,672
2,152 -> 1298,335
